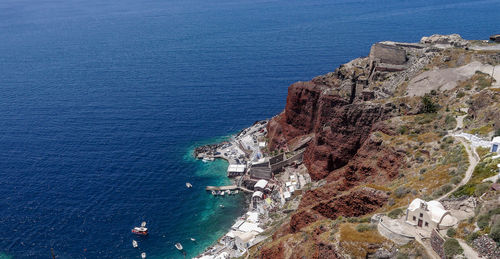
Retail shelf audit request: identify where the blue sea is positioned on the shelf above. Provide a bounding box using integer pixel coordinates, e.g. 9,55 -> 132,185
0,0 -> 498,258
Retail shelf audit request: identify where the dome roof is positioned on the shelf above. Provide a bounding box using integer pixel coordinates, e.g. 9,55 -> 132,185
427,200 -> 445,210
440,214 -> 458,227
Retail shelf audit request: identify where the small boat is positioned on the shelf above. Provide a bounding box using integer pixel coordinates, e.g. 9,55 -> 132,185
211,190 -> 216,196
132,221 -> 148,236
216,191 -> 221,195
190,238 -> 196,242
234,190 -> 239,194
132,240 -> 138,248
175,242 -> 183,250
220,191 -> 225,196
186,182 -> 192,188
141,252 -> 146,259
219,204 -> 224,208
202,157 -> 214,162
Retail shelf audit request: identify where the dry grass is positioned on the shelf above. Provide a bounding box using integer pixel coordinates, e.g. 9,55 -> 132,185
468,123 -> 493,136
455,221 -> 475,240
338,223 -> 392,257
476,146 -> 490,159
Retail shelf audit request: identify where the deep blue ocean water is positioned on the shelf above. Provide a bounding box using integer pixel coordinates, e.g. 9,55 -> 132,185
0,0 -> 499,258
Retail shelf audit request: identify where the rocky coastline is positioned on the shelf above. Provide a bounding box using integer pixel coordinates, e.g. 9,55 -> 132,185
194,34 -> 500,259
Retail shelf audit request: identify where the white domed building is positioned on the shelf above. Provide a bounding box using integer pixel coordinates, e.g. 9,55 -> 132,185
405,198 -> 457,231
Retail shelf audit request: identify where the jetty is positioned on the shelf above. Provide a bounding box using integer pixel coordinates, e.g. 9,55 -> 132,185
205,185 -> 252,193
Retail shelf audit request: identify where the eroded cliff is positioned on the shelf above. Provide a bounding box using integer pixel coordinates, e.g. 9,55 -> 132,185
252,34 -> 500,258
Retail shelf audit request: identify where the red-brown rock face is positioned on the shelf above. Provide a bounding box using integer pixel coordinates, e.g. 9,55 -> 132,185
266,75 -> 404,235
267,80 -> 392,180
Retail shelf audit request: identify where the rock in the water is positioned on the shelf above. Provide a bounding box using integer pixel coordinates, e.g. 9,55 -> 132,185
490,34 -> 500,42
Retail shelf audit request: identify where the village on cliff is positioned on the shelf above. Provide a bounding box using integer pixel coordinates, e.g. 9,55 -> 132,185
194,34 -> 500,259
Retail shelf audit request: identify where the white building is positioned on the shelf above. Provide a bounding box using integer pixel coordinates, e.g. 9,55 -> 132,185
492,136 -> 500,153
254,179 -> 268,192
252,191 -> 264,209
234,231 -> 259,253
405,198 -> 457,231
227,164 -> 246,177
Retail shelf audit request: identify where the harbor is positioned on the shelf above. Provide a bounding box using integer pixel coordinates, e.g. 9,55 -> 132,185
193,120 -> 312,259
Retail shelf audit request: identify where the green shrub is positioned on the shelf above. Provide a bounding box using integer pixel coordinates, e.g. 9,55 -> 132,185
420,94 -> 438,113
474,183 -> 490,197
451,176 -> 461,185
394,187 -> 410,198
347,217 -> 358,223
445,114 -> 457,129
490,221 -> 500,243
433,184 -> 453,198
398,126 -> 408,135
388,208 -> 404,219
355,223 -> 375,232
465,232 -> 480,243
447,228 -> 456,237
477,214 -> 490,230
443,238 -> 463,258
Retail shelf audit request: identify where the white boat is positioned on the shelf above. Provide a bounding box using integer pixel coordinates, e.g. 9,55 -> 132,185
234,190 -> 239,194
220,191 -> 225,196
141,252 -> 146,259
186,182 -> 192,188
219,204 -> 224,208
190,238 -> 196,242
202,157 -> 214,162
132,240 -> 138,248
131,222 -> 148,236
175,242 -> 183,250
211,190 -> 216,196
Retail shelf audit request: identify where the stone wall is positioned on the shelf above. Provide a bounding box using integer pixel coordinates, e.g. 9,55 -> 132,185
270,150 -> 304,173
430,229 -> 445,259
377,221 -> 414,245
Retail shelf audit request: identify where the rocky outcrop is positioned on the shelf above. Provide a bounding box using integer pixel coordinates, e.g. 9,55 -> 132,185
490,34 -> 500,43
370,43 -> 407,65
311,187 -> 388,220
259,34 -> 496,258
420,34 -> 469,48
472,235 -> 500,258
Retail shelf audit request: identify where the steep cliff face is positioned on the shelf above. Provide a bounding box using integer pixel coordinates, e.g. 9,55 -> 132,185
257,34 -> 500,258
267,74 -> 394,180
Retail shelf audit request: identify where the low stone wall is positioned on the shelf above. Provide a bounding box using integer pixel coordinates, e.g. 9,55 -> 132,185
270,151 -> 304,173
269,153 -> 285,165
377,220 -> 414,245
430,229 -> 445,259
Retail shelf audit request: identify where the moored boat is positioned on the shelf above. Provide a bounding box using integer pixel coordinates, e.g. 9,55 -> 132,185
211,190 -> 216,196
175,242 -> 183,250
132,221 -> 148,236
202,157 -> 214,162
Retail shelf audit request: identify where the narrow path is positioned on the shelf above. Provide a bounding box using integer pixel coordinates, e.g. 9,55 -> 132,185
438,115 -> 479,201
414,235 -> 440,259
457,238 -> 480,259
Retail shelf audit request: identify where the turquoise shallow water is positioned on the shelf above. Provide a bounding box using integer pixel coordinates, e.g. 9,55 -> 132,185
0,0 -> 499,258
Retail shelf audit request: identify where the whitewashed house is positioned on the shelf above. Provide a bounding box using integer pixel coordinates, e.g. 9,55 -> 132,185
491,136 -> 500,153
405,198 -> 457,231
